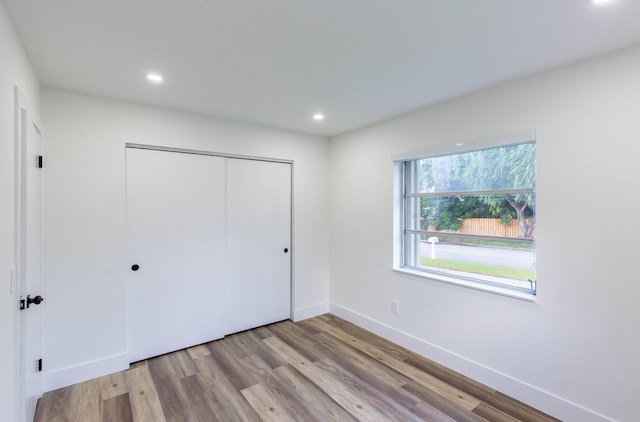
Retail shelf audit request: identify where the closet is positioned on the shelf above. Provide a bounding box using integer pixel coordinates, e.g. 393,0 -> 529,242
125,146 -> 291,362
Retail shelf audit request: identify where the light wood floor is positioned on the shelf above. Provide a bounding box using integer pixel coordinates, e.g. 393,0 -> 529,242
34,314 -> 559,421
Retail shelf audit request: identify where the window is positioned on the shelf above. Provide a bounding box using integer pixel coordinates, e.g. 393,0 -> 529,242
395,140 -> 536,297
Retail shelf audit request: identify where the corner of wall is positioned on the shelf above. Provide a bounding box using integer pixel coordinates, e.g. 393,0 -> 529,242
293,302 -> 330,322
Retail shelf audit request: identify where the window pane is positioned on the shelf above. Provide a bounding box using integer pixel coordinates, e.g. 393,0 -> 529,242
418,194 -> 535,239
407,142 -> 535,194
406,232 -> 536,291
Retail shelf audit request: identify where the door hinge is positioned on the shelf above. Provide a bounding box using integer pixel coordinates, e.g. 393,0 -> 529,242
37,358 -> 43,372
19,298 -> 25,310
37,155 -> 43,168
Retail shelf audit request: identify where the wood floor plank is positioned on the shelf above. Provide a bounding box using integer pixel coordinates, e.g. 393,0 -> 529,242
241,382 -> 297,422
186,344 -> 210,361
266,320 -> 327,362
473,401 -> 524,422
157,380 -> 191,422
179,373 -> 221,422
274,364 -> 359,422
409,401 -> 459,422
311,316 -> 483,411
207,339 -> 262,391
252,336 -> 290,370
192,353 -> 262,422
238,355 -> 297,405
492,391 -> 561,422
35,314 -> 560,422
402,380 -> 488,422
102,393 -> 134,422
290,320 -> 416,402
250,325 -> 275,340
147,354 -> 192,421
315,313 -> 334,322
240,352 -> 347,422
262,335 -> 391,422
124,364 -> 167,422
300,319 -> 412,390
130,360 -> 148,369
323,315 -> 415,361
226,330 -> 260,359
34,384 -> 74,422
314,357 -> 424,421
100,371 -> 128,401
316,331 -> 411,389
405,356 -> 561,422
232,329 -> 289,369
67,377 -> 102,422
168,349 -> 199,379
293,317 -> 322,335
311,332 -> 421,412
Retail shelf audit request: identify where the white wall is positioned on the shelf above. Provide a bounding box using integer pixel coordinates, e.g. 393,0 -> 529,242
329,44 -> 640,422
0,2 -> 41,421
41,88 -> 330,389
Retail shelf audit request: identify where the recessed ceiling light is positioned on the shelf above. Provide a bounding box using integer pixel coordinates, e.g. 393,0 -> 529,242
146,73 -> 163,83
592,0 -> 612,4
456,142 -> 464,147
313,113 -> 325,121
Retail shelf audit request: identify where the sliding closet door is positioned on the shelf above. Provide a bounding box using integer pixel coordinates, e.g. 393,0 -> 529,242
126,148 -> 226,362
225,159 -> 291,334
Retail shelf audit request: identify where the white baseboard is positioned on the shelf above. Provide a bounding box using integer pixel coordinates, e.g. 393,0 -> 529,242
293,302 -> 329,322
329,303 -> 613,422
43,352 -> 130,392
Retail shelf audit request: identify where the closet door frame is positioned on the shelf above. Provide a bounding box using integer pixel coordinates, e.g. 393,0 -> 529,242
126,143 -> 294,327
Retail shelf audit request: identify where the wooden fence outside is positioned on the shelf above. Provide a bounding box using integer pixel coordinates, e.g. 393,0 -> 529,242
429,218 -> 535,238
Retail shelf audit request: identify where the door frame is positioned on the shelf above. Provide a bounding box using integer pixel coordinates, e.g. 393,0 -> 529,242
125,143 -> 295,321
126,143 -> 293,165
14,86 -> 45,422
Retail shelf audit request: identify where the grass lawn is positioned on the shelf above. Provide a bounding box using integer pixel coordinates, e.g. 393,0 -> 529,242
420,257 -> 536,281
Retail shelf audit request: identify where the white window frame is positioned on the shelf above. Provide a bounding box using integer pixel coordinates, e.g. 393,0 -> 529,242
392,132 -> 537,301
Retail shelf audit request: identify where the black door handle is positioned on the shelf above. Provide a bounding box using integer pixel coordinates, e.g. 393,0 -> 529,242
131,264 -> 140,271
26,295 -> 44,308
283,248 -> 289,253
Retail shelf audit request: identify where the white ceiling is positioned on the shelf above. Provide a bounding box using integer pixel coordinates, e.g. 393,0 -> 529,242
4,0 -> 640,137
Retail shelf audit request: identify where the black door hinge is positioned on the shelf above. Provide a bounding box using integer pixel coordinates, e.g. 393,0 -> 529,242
37,358 -> 43,372
37,155 -> 43,168
19,298 -> 25,310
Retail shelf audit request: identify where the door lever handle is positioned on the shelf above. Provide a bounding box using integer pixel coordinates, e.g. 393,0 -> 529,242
26,295 -> 44,308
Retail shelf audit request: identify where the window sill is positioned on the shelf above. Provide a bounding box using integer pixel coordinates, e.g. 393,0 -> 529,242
392,266 -> 537,302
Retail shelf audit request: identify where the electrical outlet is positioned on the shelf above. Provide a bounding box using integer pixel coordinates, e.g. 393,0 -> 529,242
391,300 -> 399,314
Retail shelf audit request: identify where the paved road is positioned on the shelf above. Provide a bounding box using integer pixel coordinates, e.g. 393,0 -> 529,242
420,241 -> 535,270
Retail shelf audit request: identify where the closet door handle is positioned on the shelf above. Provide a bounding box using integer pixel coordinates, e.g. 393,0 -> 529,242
131,264 -> 140,271
283,248 -> 289,253
26,295 -> 44,308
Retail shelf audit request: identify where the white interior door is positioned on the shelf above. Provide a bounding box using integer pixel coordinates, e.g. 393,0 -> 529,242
126,148 -> 227,362
16,87 -> 44,422
225,159 -> 291,334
